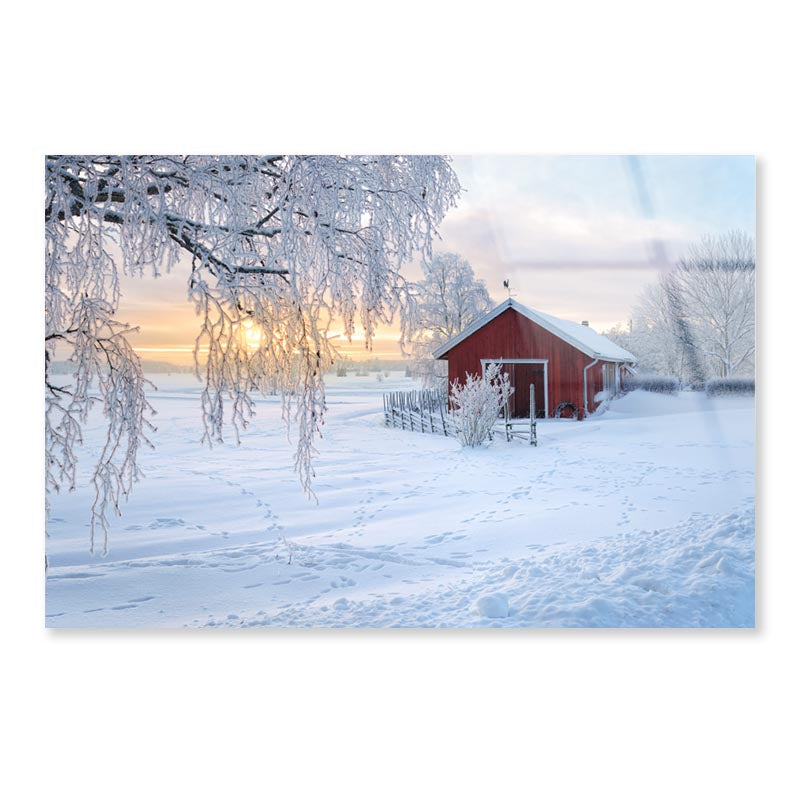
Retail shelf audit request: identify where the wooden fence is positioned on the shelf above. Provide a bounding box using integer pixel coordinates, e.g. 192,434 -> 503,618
383,386 -> 537,445
383,389 -> 456,436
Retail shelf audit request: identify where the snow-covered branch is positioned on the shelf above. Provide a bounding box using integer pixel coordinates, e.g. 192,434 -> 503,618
45,155 -> 460,548
45,297 -> 155,553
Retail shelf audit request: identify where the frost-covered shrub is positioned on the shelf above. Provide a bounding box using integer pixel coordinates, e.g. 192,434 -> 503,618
705,377 -> 755,396
621,374 -> 679,394
449,363 -> 513,447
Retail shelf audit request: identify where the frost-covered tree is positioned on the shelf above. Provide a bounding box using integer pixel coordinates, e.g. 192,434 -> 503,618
605,230 -> 755,384
449,363 -> 512,447
605,284 -> 685,377
664,230 -> 755,379
46,155 -> 460,551
406,252 -> 493,388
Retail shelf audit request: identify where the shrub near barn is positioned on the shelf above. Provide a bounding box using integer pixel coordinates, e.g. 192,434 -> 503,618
621,374 -> 680,395
706,378 -> 755,396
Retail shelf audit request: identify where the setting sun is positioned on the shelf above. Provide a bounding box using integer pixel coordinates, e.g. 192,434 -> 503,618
239,318 -> 263,351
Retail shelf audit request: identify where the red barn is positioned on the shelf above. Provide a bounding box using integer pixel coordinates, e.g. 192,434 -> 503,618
432,298 -> 636,419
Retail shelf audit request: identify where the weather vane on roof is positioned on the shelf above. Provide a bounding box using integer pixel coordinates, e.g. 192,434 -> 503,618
503,279 -> 514,298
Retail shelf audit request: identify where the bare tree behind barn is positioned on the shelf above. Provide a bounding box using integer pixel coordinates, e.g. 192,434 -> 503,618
406,252 -> 493,389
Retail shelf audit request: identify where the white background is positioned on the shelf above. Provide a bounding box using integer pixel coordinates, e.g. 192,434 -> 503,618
2,2 -> 796,798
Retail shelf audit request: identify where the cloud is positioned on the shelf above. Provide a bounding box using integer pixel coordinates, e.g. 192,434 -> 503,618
440,198 -> 697,268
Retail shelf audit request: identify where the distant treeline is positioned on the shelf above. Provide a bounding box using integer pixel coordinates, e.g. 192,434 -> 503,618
329,359 -> 410,375
48,359 -> 196,374
49,358 -> 413,376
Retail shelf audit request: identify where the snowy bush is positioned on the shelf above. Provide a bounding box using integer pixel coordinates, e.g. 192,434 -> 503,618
705,377 -> 755,396
621,374 -> 679,394
449,363 -> 513,447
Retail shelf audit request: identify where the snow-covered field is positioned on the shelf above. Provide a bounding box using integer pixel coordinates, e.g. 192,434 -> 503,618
45,373 -> 755,627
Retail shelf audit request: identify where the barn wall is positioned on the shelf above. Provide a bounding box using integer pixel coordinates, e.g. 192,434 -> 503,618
442,308 -> 614,416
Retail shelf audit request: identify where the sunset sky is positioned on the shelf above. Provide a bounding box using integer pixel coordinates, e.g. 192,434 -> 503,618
116,155 -> 755,364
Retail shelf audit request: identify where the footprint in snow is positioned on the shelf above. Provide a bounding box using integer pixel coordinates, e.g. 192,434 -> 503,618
147,517 -> 186,529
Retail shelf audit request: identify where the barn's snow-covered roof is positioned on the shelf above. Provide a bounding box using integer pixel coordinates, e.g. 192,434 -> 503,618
432,298 -> 636,363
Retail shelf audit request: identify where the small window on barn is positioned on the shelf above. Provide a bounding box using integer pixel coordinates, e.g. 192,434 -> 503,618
602,364 -> 616,394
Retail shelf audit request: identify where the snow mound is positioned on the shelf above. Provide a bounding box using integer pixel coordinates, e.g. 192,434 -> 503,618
606,389 -> 754,419
476,593 -> 509,619
489,508 -> 756,628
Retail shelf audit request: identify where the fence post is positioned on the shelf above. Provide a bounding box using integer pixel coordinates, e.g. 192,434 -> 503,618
530,384 -> 535,445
